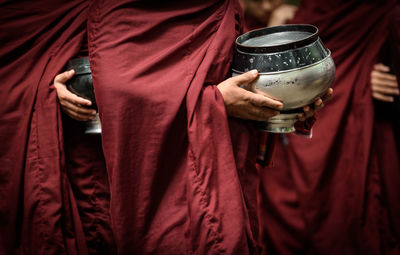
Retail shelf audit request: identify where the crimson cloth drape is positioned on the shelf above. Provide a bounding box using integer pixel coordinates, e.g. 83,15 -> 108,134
0,1 -> 111,254
87,0 -> 262,254
258,1 -> 400,254
62,116 -> 114,255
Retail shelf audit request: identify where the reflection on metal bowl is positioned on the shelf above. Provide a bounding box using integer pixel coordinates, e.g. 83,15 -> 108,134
232,24 -> 335,133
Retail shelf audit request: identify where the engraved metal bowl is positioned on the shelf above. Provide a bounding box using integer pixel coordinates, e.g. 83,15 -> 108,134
232,24 -> 335,133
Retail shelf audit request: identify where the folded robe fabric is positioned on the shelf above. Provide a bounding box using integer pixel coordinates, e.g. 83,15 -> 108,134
87,0 -> 262,253
62,115 -> 114,255
258,0 -> 400,254
0,1 -> 110,254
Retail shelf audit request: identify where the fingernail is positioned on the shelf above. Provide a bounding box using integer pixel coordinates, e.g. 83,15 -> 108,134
69,69 -> 74,75
250,69 -> 258,76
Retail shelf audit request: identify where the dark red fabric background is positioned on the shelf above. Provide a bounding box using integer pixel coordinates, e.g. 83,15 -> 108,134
62,116 -> 114,255
0,1 -> 94,254
259,0 -> 400,254
3,0 -> 399,254
87,0 -> 261,254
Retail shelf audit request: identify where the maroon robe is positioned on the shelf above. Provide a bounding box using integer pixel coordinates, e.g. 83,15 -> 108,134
87,0 -> 261,253
63,116 -> 114,255
258,1 -> 400,254
0,1 -> 113,254
244,12 -> 268,32
63,34 -> 114,255
379,2 -> 400,243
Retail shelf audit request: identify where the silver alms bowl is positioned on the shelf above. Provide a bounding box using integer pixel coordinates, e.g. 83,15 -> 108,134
232,24 -> 335,133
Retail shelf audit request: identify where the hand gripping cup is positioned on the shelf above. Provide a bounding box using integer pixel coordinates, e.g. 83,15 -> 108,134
66,57 -> 101,134
232,24 -> 336,133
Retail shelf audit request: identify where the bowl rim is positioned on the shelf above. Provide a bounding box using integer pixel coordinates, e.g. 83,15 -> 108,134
232,50 -> 332,75
236,24 -> 319,54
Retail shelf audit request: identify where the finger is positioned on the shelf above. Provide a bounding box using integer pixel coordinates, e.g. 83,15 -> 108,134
314,98 -> 324,111
298,108 -> 307,121
373,63 -> 390,73
298,113 -> 306,122
60,100 -> 97,115
53,80 -> 67,90
231,70 -> 259,86
61,105 -> 95,121
61,108 -> 97,121
243,89 -> 283,110
226,101 -> 280,121
54,69 -> 75,84
298,105 -> 315,121
371,84 -> 400,96
303,106 -> 313,118
59,90 -> 93,106
371,71 -> 398,83
54,70 -> 92,106
371,77 -> 399,88
321,88 -> 333,102
304,108 -> 315,119
62,108 -> 95,121
238,106 -> 280,121
248,106 -> 280,121
61,103 -> 97,116
372,92 -> 394,102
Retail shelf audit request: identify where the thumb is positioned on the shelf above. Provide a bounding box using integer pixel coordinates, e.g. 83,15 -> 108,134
54,69 -> 75,84
232,69 -> 259,86
374,63 -> 390,73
